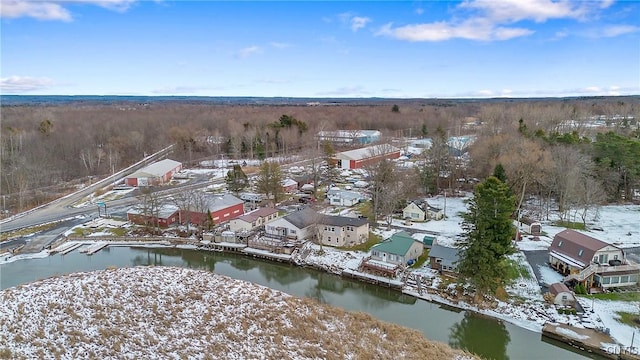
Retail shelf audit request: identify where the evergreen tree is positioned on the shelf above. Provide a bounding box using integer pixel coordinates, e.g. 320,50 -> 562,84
225,164 -> 249,195
492,163 -> 507,183
256,161 -> 283,203
457,176 -> 516,301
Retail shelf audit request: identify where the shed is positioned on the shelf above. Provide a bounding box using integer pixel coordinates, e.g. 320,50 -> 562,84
548,282 -> 576,307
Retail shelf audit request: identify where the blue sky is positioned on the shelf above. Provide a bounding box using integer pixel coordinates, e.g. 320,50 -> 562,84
1,0 -> 639,98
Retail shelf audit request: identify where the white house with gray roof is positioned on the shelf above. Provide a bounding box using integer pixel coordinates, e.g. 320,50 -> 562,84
326,189 -> 362,207
265,207 -> 319,241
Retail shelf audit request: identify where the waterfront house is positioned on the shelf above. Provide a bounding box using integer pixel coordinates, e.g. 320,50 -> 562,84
370,231 -> 423,266
428,242 -> 461,276
318,215 -> 369,247
229,207 -> 280,233
264,207 -> 318,241
549,229 -> 640,291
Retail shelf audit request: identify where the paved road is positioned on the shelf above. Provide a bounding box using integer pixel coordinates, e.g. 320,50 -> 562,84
0,146 -> 176,233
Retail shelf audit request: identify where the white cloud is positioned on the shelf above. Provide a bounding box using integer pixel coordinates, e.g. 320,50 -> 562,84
236,46 -> 262,59
600,24 -> 639,37
1,1 -> 72,21
350,16 -> 371,32
378,0 -> 622,42
338,12 -> 371,32
0,0 -> 136,21
378,19 -> 533,42
0,76 -> 55,93
459,0 -> 586,23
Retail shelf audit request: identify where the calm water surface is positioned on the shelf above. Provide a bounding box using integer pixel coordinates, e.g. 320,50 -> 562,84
1,246 -> 597,360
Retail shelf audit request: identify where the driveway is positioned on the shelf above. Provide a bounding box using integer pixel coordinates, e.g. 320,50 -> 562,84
523,250 -> 552,293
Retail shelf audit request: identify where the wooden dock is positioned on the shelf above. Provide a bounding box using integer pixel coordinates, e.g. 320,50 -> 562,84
60,242 -> 83,255
85,242 -> 108,255
542,323 -> 620,359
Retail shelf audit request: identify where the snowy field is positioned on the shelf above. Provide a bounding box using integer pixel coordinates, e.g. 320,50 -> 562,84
0,267 -> 475,360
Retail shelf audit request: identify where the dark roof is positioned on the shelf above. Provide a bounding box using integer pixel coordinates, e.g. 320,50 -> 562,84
550,229 -> 611,265
411,200 -> 442,213
549,282 -> 572,296
320,215 -> 368,227
429,243 -> 461,268
283,207 -> 318,229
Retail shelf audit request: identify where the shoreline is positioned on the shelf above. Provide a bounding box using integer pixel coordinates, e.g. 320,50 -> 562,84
1,238 -> 629,358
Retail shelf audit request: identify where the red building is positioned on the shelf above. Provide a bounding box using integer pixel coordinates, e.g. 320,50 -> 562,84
334,144 -> 401,169
182,193 -> 244,225
127,204 -> 180,228
125,159 -> 182,187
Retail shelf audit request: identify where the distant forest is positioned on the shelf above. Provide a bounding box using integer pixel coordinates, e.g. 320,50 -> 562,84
1,96 -> 639,214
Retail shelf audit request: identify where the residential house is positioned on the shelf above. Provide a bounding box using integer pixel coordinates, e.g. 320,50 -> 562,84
127,204 -> 180,228
229,207 -> 280,233
182,193 -> 244,226
264,207 -> 318,241
403,200 -> 444,221
549,229 -> 640,290
318,215 -> 369,247
548,283 -> 576,307
370,231 -> 423,266
326,189 -> 362,207
429,242 -> 461,276
125,159 -> 182,187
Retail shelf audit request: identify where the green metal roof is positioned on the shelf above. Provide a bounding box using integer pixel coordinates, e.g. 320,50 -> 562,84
423,235 -> 436,246
372,231 -> 417,256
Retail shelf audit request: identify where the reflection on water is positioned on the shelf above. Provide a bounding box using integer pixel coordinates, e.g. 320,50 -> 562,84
450,313 -> 510,360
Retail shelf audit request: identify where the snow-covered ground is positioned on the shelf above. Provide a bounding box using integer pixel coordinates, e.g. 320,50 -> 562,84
0,267 -> 474,360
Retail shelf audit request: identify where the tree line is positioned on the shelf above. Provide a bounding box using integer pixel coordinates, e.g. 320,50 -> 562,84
1,97 -> 638,213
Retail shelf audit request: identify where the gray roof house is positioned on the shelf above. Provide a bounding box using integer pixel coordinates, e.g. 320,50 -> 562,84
318,215 -> 369,247
265,207 -> 319,241
429,242 -> 461,275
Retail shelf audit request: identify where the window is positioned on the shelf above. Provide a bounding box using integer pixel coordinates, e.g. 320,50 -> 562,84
630,275 -> 638,283
602,277 -> 611,284
436,258 -> 442,263
614,255 -> 618,260
562,295 -> 567,300
621,275 -> 629,283
331,227 -> 335,231
324,227 -> 328,231
578,249 -> 584,257
558,241 -> 563,247
290,230 -> 296,234
611,276 -> 620,284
